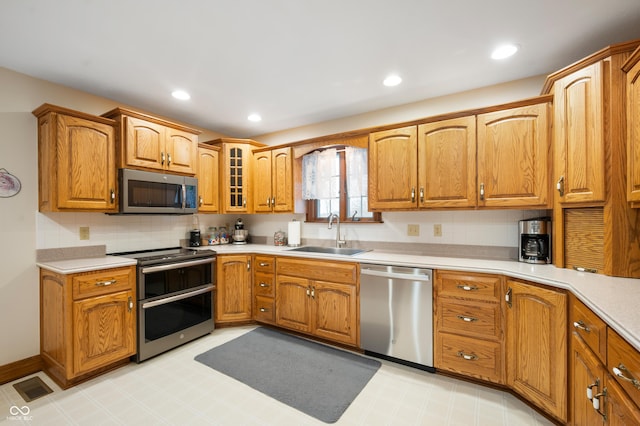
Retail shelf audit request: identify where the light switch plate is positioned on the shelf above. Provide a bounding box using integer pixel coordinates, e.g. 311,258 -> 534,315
79,226 -> 90,240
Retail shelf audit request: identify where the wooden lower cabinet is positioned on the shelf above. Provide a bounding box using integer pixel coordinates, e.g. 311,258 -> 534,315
215,254 -> 252,323
434,271 -> 505,384
505,279 -> 568,423
253,255 -> 276,324
40,266 -> 136,388
275,258 -> 358,346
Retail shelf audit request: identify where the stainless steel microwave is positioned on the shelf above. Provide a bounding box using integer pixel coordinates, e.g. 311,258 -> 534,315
118,168 -> 198,214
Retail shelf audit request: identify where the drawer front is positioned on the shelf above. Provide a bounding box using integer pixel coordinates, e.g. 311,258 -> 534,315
570,295 -> 607,362
254,255 -> 275,274
435,333 -> 504,384
254,296 -> 275,324
72,267 -> 134,300
436,271 -> 502,302
608,328 -> 640,406
277,258 -> 357,285
438,300 -> 501,340
254,272 -> 275,297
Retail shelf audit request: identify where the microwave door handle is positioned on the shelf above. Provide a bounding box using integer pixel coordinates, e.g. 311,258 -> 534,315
181,184 -> 186,209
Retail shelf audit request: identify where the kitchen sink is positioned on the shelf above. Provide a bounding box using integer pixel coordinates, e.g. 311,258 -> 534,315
287,246 -> 368,256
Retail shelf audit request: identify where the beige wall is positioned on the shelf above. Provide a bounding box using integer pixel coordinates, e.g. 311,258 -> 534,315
0,65 -> 545,367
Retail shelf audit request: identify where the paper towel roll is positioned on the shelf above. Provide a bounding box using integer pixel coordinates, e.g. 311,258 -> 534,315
288,220 -> 301,246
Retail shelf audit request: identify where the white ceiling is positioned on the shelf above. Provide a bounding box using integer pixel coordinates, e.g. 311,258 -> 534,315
2,1 -> 640,138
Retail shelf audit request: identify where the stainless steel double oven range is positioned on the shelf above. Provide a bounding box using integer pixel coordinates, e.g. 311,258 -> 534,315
114,248 -> 216,362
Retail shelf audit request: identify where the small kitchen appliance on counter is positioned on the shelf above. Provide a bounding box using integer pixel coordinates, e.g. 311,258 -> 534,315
519,217 -> 552,264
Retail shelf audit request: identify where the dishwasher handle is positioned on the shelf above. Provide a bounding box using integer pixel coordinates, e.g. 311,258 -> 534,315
360,267 -> 431,282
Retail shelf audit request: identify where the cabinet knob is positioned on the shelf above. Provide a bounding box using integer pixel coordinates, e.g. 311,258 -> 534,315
161,152 -> 165,165
411,187 -> 416,202
479,183 -> 485,201
110,189 -> 115,203
167,153 -> 172,166
419,187 -> 424,204
128,296 -> 133,312
505,287 -> 512,308
199,196 -> 203,207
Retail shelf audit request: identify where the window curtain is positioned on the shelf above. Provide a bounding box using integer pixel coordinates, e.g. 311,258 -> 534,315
302,148 -> 337,200
345,147 -> 368,197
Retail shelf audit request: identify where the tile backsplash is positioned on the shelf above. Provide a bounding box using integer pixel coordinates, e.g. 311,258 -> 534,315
37,209 -> 548,254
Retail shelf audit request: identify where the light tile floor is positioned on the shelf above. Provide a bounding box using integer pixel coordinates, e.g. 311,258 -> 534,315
1,326 -> 552,425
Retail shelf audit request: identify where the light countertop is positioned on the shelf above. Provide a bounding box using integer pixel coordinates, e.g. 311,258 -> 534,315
37,243 -> 640,353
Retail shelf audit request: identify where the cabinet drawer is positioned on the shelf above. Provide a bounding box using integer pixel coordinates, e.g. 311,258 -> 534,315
72,267 -> 134,300
437,300 -> 501,340
608,328 -> 640,406
435,333 -> 504,384
254,255 -> 275,273
254,296 -> 275,323
254,272 -> 275,297
570,295 -> 607,362
436,270 -> 502,302
277,258 -> 357,285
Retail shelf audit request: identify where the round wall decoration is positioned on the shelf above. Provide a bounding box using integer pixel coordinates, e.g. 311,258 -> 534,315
0,168 -> 22,197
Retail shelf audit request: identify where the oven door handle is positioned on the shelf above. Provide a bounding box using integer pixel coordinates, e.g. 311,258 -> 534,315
142,284 -> 214,309
141,257 -> 215,274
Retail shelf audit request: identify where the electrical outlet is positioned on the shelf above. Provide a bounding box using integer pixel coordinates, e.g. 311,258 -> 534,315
433,224 -> 442,237
407,224 -> 420,236
79,226 -> 90,240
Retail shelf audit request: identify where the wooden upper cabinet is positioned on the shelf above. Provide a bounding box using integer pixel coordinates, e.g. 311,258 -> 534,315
252,147 -> 293,213
369,126 -> 418,210
625,47 -> 640,204
553,62 -> 605,204
418,116 -> 476,208
33,104 -> 117,212
197,144 -> 220,213
477,102 -> 551,208
102,107 -> 200,175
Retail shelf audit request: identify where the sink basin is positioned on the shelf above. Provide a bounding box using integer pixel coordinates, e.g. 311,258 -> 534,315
287,246 -> 368,256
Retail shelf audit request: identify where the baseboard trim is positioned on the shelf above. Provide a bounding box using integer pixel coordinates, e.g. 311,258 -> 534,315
0,355 -> 43,385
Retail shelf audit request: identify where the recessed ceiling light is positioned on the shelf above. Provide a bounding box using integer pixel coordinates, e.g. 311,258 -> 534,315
491,44 -> 519,60
171,90 -> 191,100
383,74 -> 402,87
248,113 -> 262,122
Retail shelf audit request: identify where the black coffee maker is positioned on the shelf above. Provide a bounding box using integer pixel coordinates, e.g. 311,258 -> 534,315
519,218 -> 551,264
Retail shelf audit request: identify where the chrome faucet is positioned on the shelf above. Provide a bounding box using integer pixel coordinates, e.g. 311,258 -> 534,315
328,213 -> 346,248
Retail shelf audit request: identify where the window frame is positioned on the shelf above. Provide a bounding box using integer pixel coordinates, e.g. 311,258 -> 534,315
304,147 -> 382,224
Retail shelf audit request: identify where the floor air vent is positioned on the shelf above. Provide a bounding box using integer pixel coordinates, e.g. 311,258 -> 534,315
13,376 -> 53,402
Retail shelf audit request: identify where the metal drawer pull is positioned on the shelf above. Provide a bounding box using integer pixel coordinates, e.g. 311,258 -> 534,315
96,280 -> 116,287
259,282 -> 269,287
457,284 -> 478,291
573,320 -> 591,332
573,266 -> 598,273
259,262 -> 270,267
259,307 -> 269,313
613,365 -> 640,389
457,351 -> 478,361
457,315 -> 478,322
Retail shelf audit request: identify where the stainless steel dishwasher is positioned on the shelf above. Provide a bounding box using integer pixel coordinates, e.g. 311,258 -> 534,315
360,264 -> 434,371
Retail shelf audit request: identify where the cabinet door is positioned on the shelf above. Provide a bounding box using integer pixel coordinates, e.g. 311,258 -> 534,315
272,147 -> 293,212
197,147 -> 219,213
253,150 -> 273,212
627,57 -> 640,202
222,143 -> 251,213
276,275 -> 312,333
554,62 -> 605,204
55,114 -> 117,211
506,279 -> 567,422
73,290 -> 135,375
477,103 -> 550,207
124,116 -> 165,170
606,374 -> 640,425
215,255 -> 252,322
369,126 -> 418,210
571,333 -> 606,426
312,281 -> 357,346
165,127 -> 197,175
418,116 -> 477,208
